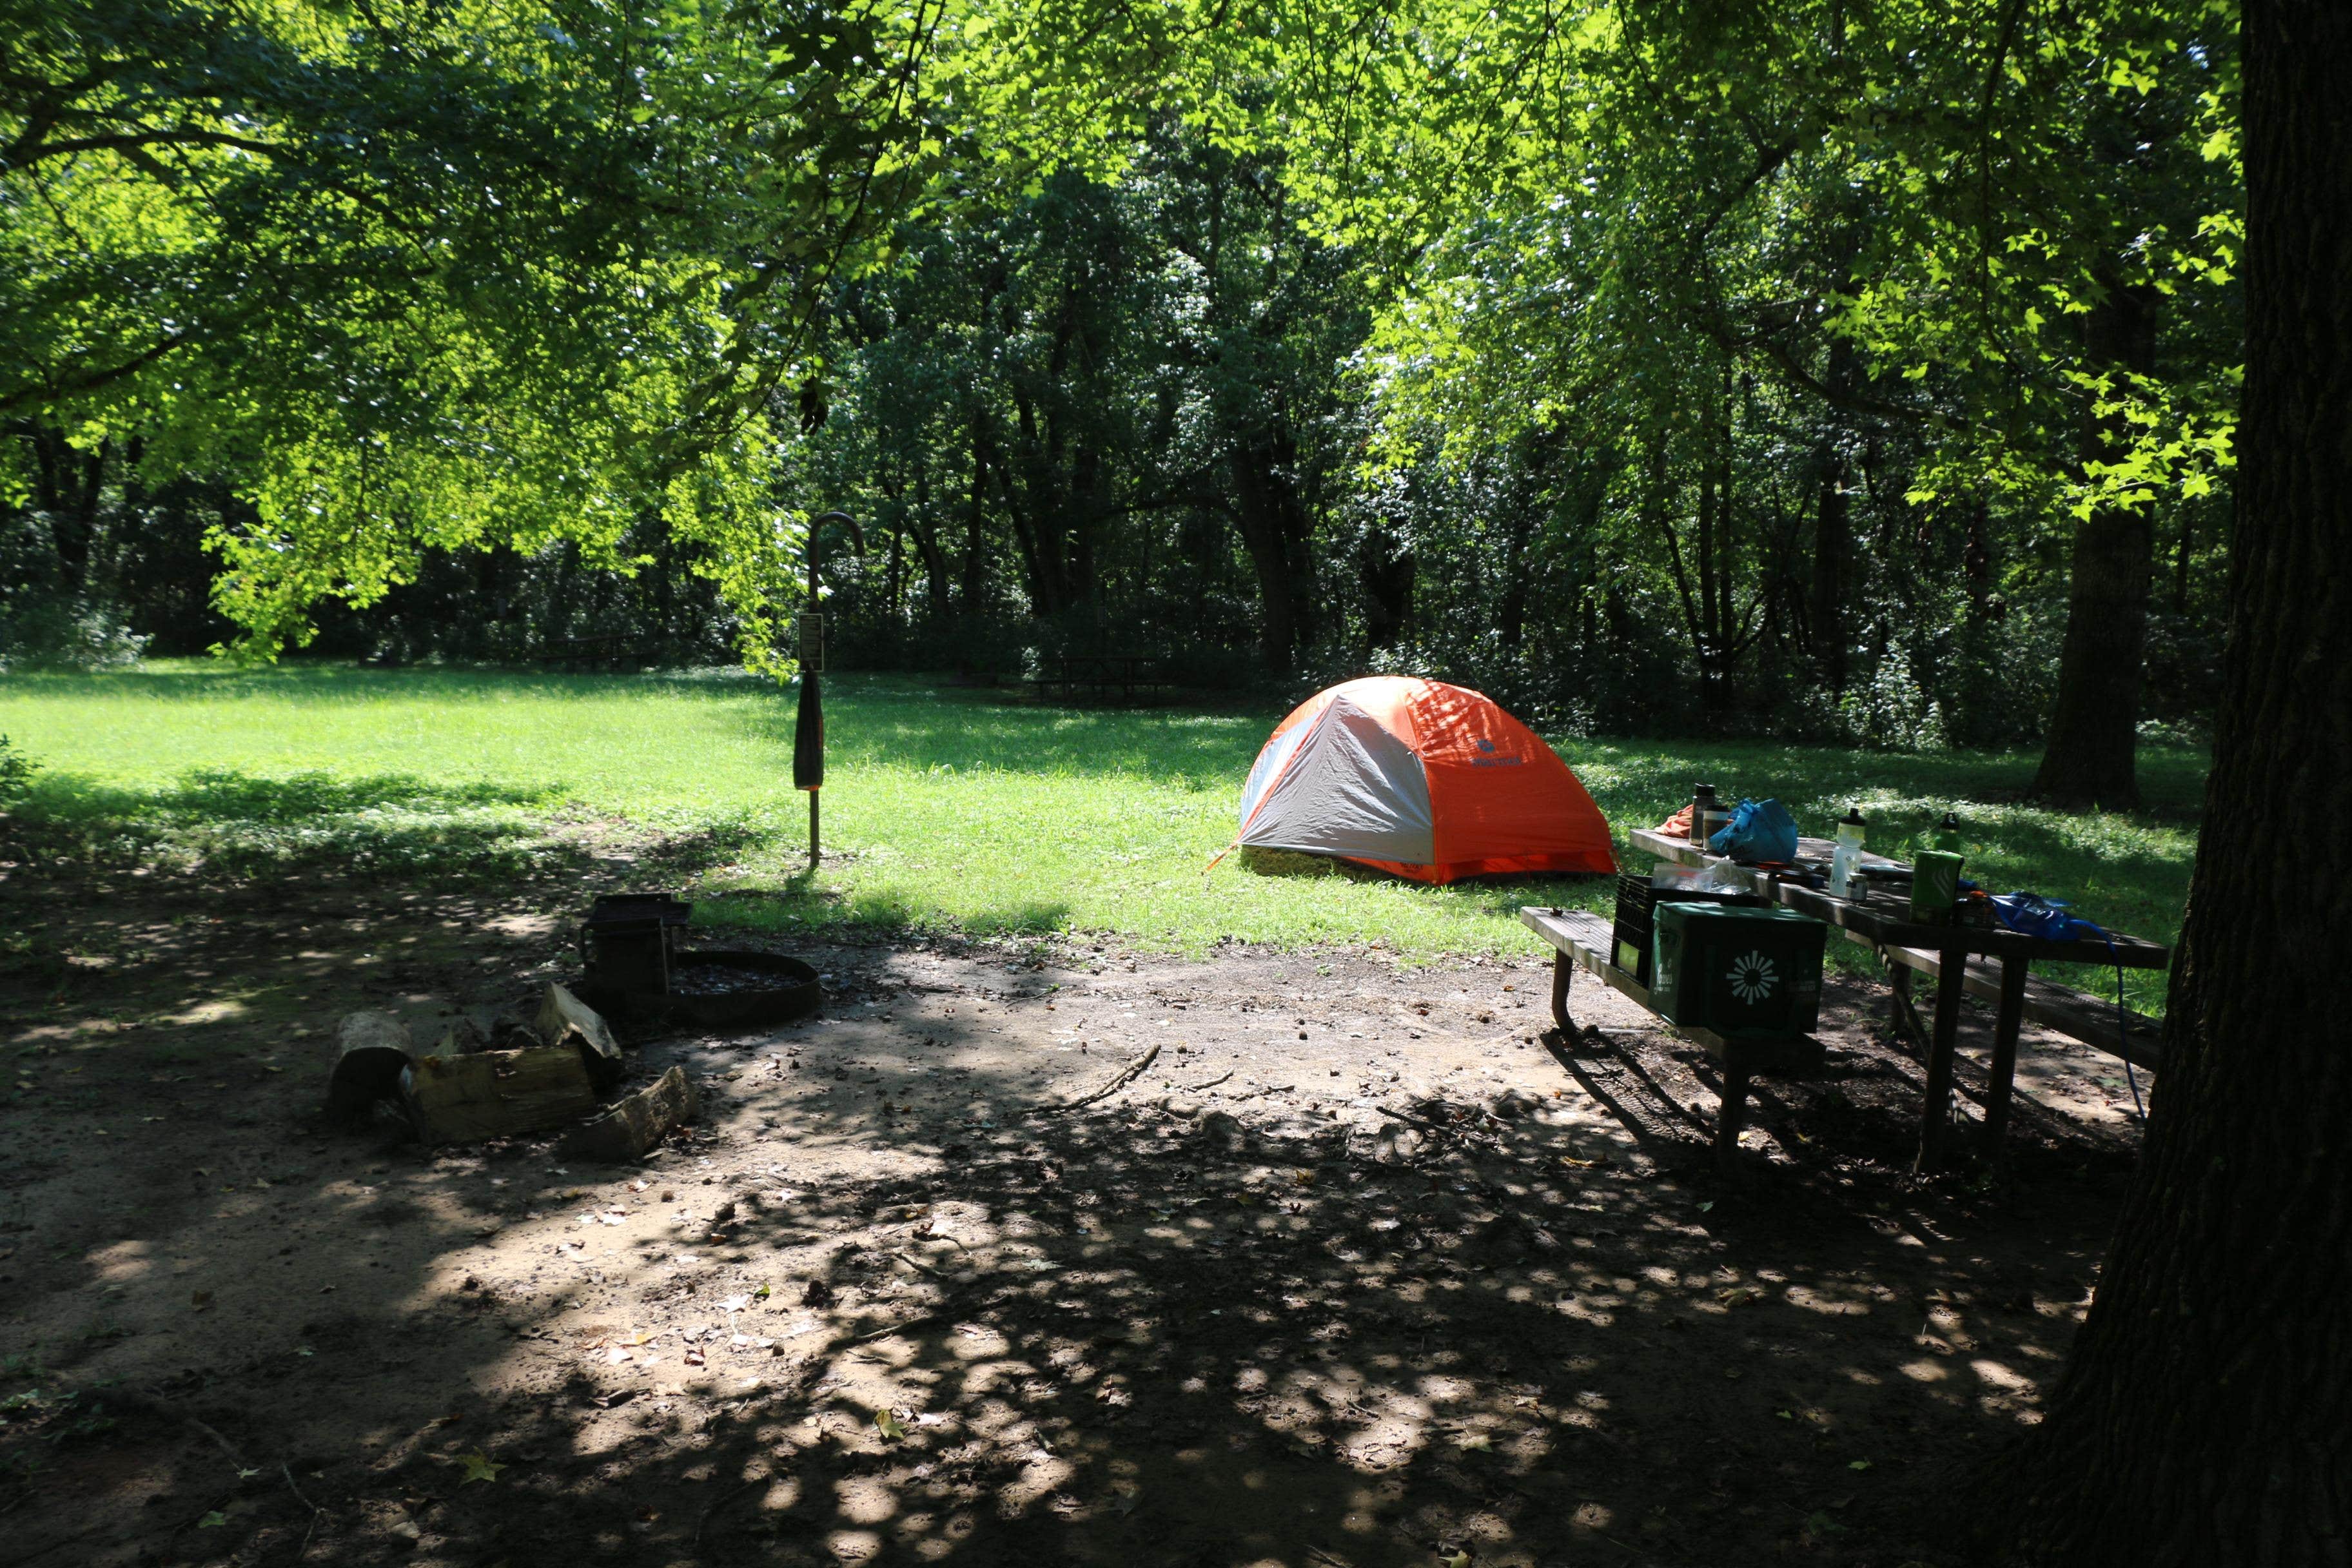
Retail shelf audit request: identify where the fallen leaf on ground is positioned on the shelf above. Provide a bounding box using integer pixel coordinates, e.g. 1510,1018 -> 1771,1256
452,1450 -> 506,1484
874,1409 -> 907,1441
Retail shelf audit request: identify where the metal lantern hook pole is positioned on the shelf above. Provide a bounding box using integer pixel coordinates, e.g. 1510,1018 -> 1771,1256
794,511 -> 863,871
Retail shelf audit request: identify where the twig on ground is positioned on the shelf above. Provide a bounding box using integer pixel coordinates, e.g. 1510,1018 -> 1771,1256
1184,1070 -> 1235,1093
180,1413 -> 246,1467
1037,1045 -> 1158,1113
855,1315 -> 935,1342
280,1464 -> 320,1516
285,1464 -> 327,1558
1378,1105 -> 1449,1135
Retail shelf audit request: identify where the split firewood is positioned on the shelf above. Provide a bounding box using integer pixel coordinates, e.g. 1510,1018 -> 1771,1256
417,1016 -> 490,1061
404,1046 -> 600,1144
556,1065 -> 700,1162
536,983 -> 623,1088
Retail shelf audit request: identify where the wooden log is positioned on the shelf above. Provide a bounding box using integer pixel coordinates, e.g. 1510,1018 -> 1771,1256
402,1046 -> 600,1144
326,1011 -> 415,1115
536,982 -> 623,1087
418,1016 -> 490,1061
556,1065 -> 701,1162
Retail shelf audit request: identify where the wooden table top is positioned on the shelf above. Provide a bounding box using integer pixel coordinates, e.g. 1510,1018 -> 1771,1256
1625,827 -> 2170,968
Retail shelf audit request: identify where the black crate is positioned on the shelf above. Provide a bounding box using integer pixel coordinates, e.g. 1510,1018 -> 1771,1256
1610,875 -> 1660,983
1610,874 -> 1763,986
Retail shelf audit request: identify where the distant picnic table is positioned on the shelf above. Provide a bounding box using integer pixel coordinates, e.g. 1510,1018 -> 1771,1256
1028,654 -> 1174,706
1522,826 -> 2170,1173
535,634 -> 660,672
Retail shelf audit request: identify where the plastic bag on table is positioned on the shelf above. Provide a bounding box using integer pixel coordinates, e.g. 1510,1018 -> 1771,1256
1707,798 -> 1800,864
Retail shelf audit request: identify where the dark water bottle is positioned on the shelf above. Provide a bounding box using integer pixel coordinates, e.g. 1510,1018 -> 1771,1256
1689,784 -> 1719,847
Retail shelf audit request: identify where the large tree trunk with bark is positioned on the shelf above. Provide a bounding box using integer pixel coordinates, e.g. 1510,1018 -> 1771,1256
1230,435 -> 1311,674
2032,286 -> 2161,806
2012,4 -> 2352,1560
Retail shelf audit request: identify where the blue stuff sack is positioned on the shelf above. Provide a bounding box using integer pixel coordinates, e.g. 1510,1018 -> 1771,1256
1992,892 -> 2106,943
1709,798 -> 1801,863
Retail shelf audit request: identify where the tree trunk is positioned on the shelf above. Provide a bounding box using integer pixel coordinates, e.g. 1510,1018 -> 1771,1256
1360,524 -> 1413,649
2013,5 -> 2352,1560
1496,493 -> 1534,654
1811,453 -> 1848,694
1229,436 -> 1309,674
2032,277 -> 2161,807
961,416 -> 988,616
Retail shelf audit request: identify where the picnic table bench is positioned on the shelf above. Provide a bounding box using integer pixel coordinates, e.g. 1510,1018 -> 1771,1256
1028,654 -> 1174,705
1522,827 -> 2171,1172
536,634 -> 661,672
1520,905 -> 1825,1170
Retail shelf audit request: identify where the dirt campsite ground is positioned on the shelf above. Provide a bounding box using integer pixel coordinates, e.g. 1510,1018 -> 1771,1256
0,861 -> 2152,1568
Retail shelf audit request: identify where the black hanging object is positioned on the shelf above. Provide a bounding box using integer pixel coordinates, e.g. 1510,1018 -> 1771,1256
792,668 -> 824,791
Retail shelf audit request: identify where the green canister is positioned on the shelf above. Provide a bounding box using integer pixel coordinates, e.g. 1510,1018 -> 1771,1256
1910,849 -> 1964,923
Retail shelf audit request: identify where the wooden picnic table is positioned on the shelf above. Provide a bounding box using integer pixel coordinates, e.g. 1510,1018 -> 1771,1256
1519,904 -> 1825,1171
1028,654 -> 1173,706
1623,827 -> 2170,1170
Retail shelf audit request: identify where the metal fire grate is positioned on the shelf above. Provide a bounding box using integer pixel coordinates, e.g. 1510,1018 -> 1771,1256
578,892 -> 691,998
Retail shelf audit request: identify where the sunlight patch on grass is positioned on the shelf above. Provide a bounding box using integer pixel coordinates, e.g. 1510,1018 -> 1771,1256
0,662 -> 2204,1010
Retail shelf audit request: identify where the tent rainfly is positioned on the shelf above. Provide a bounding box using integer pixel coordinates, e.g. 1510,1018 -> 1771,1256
1222,676 -> 1616,884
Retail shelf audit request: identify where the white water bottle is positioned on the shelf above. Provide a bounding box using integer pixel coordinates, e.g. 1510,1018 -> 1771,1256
1829,807 -> 1867,899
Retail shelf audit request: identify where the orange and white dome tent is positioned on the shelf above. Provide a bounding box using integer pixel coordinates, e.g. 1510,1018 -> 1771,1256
1222,676 -> 1616,883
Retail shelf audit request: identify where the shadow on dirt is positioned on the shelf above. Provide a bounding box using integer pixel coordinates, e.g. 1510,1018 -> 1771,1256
0,872 -> 2138,1568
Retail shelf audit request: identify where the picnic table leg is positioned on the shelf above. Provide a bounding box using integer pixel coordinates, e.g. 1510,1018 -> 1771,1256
1981,957 -> 2029,1155
1549,950 -> 1575,1034
1714,1054 -> 1750,1173
1887,963 -> 1923,1048
1915,958 -> 1966,1172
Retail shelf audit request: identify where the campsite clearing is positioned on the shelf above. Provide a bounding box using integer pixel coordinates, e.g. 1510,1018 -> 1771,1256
0,665 -> 2201,1013
0,860 -> 2147,1567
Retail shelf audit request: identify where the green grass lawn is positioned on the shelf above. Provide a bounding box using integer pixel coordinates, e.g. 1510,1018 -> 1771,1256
0,662 -> 2204,1012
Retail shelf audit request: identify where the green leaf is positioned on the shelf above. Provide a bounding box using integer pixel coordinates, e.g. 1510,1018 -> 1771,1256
452,1450 -> 507,1484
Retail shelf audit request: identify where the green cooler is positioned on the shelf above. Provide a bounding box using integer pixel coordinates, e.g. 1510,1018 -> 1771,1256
1651,903 -> 1827,1039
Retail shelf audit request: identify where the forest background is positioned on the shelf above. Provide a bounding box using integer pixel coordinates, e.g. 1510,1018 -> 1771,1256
3,0 -> 2240,808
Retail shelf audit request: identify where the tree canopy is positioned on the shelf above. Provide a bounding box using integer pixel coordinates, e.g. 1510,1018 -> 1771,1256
4,0 -> 2242,774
